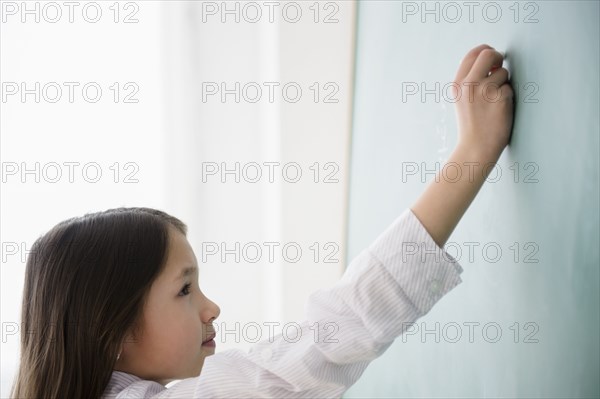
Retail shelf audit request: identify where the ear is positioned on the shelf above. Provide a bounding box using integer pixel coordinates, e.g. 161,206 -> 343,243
122,324 -> 141,345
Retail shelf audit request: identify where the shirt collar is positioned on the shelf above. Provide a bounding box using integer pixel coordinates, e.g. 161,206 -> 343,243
104,370 -> 144,395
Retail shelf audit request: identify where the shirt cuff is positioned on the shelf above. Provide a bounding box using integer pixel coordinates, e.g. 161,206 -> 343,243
366,208 -> 464,316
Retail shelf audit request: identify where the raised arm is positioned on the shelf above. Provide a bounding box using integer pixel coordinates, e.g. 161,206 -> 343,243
411,44 -> 515,248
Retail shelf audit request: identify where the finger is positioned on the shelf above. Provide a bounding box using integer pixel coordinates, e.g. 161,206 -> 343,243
500,83 -> 514,102
455,44 -> 495,82
486,82 -> 515,105
486,67 -> 509,87
469,49 -> 505,81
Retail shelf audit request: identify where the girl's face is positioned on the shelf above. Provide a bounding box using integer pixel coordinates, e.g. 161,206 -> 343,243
116,225 -> 221,385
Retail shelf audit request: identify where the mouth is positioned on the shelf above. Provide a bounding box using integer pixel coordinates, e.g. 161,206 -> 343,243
202,333 -> 216,344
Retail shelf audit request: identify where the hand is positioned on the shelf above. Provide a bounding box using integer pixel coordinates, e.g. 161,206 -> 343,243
452,44 -> 515,158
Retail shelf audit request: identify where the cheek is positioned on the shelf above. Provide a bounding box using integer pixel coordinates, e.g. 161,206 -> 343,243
144,294 -> 204,343
154,306 -> 203,348
140,309 -> 202,367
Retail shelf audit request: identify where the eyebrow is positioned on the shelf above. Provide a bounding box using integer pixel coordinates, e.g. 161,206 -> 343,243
173,265 -> 198,283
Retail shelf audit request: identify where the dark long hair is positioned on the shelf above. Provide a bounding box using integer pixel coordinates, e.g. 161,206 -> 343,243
10,207 -> 187,399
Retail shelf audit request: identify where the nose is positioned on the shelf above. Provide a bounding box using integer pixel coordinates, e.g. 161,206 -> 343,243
201,295 -> 221,324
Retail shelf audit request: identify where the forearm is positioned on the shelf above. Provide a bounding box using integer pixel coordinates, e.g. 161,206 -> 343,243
410,143 -> 503,248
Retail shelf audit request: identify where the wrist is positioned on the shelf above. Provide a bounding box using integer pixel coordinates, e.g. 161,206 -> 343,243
455,139 -> 504,164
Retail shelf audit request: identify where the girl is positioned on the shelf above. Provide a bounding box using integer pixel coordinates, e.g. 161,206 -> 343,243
10,44 -> 514,399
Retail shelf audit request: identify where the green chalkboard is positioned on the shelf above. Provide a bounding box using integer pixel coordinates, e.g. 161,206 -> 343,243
344,1 -> 599,397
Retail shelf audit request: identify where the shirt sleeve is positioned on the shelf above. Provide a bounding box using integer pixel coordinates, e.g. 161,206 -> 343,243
150,208 -> 464,399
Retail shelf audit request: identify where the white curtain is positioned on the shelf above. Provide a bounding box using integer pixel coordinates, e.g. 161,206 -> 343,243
159,1 -> 357,354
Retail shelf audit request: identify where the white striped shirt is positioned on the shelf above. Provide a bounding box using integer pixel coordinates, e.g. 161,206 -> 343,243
102,208 -> 463,398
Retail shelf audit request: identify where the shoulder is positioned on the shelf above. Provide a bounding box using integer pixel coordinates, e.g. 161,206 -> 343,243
102,371 -> 166,399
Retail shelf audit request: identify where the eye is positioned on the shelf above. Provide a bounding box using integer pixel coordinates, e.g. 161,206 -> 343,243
178,283 -> 192,297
